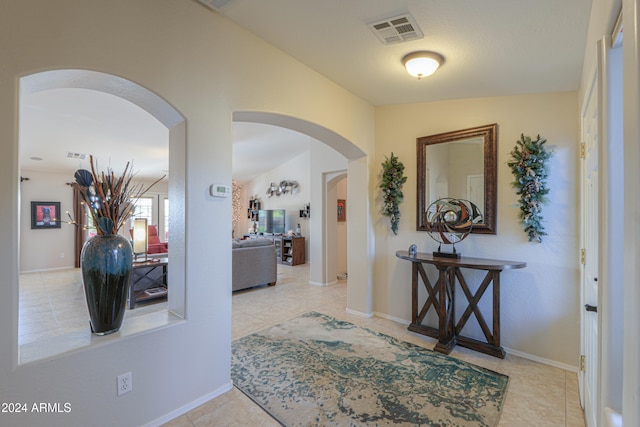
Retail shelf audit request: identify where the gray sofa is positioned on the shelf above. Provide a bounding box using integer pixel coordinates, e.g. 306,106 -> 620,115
232,238 -> 277,291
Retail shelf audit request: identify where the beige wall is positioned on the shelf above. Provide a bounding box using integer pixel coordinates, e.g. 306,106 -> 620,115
241,150 -> 312,257
580,0 -> 620,107
336,178 -> 348,276
19,172 -> 169,272
19,170 -> 75,272
0,1 -> 374,426
374,92 -> 581,367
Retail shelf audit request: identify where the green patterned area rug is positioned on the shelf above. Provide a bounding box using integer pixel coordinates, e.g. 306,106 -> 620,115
231,312 -> 509,427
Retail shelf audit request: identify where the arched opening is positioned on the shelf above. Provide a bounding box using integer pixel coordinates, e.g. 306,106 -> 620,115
325,172 -> 348,285
18,70 -> 186,363
233,111 -> 369,316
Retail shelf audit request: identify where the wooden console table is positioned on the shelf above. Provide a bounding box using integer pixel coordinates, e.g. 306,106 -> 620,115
396,251 -> 526,358
129,259 -> 168,309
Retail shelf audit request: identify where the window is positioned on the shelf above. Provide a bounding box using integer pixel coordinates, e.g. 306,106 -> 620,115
132,197 -> 153,223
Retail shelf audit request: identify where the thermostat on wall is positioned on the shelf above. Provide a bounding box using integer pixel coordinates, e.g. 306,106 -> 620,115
210,184 -> 231,198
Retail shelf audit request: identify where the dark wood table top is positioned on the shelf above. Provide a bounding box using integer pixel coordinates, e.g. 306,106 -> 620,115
132,258 -> 168,268
395,250 -> 526,271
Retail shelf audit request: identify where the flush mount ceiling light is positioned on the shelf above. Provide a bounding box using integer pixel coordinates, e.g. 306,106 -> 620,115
402,51 -> 444,79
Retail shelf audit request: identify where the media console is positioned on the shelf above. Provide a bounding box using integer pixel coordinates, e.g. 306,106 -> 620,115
278,236 -> 305,266
129,259 -> 168,308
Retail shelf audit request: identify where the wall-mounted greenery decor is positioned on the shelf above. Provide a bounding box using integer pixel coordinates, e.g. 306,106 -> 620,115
380,153 -> 408,235
507,134 -> 553,243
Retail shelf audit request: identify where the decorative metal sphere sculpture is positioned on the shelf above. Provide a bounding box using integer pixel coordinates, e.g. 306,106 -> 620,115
425,198 -> 483,258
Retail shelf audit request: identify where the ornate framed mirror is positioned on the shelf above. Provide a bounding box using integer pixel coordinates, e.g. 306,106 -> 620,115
417,123 -> 497,234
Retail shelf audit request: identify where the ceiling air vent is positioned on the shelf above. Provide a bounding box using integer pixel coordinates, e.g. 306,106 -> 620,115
197,0 -> 234,12
67,152 -> 87,160
368,13 -> 424,45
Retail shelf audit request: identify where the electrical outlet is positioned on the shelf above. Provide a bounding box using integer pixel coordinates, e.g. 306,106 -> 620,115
59,252 -> 64,258
117,372 -> 132,396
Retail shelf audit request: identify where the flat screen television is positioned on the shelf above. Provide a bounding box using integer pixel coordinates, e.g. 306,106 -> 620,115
258,209 -> 286,234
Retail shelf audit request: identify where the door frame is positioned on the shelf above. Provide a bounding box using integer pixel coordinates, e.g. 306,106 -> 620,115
579,63 -> 600,427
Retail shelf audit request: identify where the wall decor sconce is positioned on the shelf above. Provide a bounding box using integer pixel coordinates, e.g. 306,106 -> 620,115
279,180 -> 298,194
299,203 -> 310,218
402,51 -> 444,79
266,183 -> 278,198
266,180 -> 299,197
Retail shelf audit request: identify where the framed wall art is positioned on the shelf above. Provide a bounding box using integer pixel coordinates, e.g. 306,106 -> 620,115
337,199 -> 346,222
31,201 -> 61,229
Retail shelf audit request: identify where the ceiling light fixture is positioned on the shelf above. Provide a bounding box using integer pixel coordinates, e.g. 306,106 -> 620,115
402,51 -> 444,79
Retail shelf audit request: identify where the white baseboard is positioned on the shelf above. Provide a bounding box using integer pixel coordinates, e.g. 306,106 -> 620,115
143,381 -> 233,427
373,312 -> 580,373
346,307 -> 373,318
503,346 -> 579,373
373,311 -> 410,326
308,280 -> 337,287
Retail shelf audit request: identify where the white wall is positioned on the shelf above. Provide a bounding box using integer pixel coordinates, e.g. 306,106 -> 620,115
19,170 -> 75,272
336,178 -> 348,276
309,143 -> 348,285
19,171 -> 169,272
375,92 -> 581,367
0,1 -> 374,426
240,142 -> 349,275
580,0 -> 620,108
240,150 -> 311,242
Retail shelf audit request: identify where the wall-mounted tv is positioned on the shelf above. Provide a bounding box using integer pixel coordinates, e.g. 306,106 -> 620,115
258,209 -> 286,235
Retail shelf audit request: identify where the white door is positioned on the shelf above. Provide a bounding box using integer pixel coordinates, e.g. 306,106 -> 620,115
466,174 -> 484,214
580,69 -> 599,427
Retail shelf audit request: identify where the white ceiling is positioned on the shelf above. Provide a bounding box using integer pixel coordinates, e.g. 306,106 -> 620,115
19,88 -> 309,183
20,88 -> 169,181
213,0 -> 592,106
19,1 -> 592,182
233,123 -> 310,184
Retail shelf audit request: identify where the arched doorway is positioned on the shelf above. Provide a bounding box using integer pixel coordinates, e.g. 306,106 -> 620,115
233,111 -> 371,316
325,172 -> 348,285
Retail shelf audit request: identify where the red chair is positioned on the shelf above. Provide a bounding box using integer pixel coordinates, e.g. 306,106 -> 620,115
147,225 -> 168,254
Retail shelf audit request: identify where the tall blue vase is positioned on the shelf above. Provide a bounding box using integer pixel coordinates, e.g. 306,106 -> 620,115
81,234 -> 133,335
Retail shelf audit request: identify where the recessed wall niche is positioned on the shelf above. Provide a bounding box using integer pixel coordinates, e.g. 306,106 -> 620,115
17,70 -> 186,363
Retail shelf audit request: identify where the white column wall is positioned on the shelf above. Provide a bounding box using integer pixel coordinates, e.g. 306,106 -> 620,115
0,1 -> 374,426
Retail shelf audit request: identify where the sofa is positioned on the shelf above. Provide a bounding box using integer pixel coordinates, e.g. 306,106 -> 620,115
232,238 -> 277,291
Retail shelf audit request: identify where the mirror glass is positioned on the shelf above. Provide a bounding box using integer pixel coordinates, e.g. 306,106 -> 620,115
417,123 -> 497,234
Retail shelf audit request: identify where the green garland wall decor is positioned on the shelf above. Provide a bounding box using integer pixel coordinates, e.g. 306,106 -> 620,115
380,152 -> 408,235
507,134 -> 553,243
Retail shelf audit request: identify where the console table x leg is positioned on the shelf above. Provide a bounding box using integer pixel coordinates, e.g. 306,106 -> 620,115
433,265 -> 456,354
455,268 -> 505,358
408,263 -> 442,340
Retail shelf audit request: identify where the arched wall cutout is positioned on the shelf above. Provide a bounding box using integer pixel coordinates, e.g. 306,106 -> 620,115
17,69 -> 187,363
21,69 -> 184,127
233,111 -> 366,160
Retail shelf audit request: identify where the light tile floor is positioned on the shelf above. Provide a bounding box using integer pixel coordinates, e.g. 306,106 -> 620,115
165,264 -> 586,427
19,265 -> 586,426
